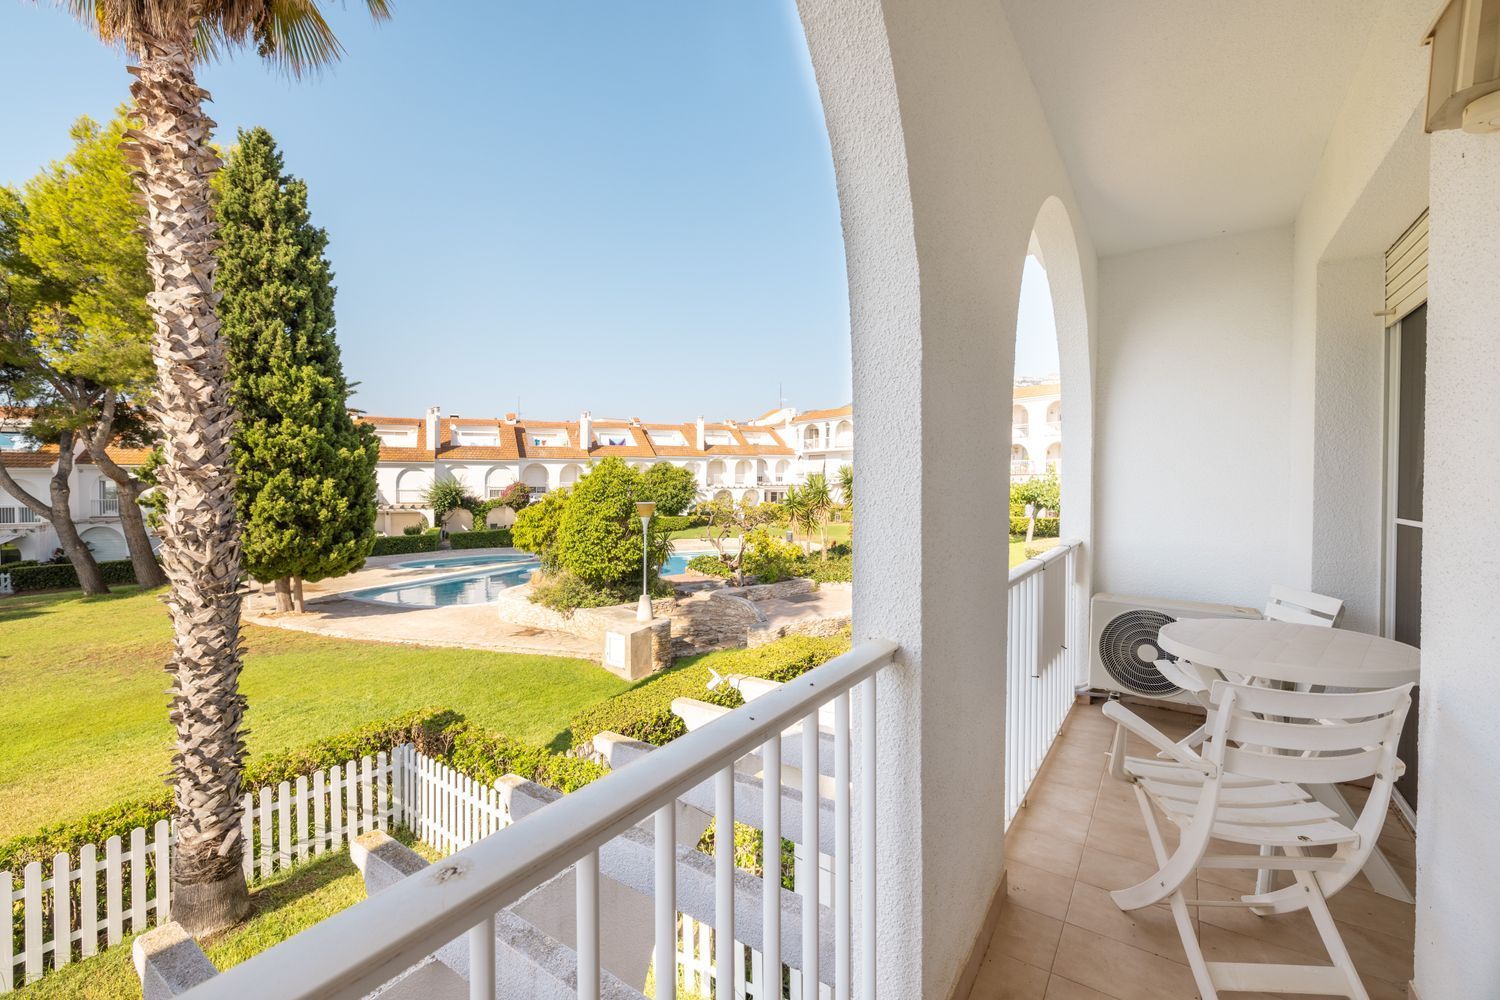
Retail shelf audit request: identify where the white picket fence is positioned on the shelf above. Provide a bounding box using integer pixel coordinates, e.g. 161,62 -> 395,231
3,744 -> 497,994
677,913 -> 833,1000
6,742 -> 841,997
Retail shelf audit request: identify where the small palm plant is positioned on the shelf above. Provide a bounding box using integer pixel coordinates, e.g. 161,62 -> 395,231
801,473 -> 834,560
836,463 -> 854,551
55,0 -> 390,935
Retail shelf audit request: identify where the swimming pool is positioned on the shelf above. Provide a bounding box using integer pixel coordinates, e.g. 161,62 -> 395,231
395,553 -> 531,570
352,560 -> 539,607
662,551 -> 707,575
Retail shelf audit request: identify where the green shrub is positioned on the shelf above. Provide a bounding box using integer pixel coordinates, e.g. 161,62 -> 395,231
638,462 -> 699,517
370,533 -> 440,556
797,553 -> 852,583
686,554 -> 732,577
530,571 -> 672,615
657,514 -> 707,532
742,528 -> 803,584
418,719 -> 605,793
557,458 -> 670,590
401,523 -> 425,536
7,558 -> 143,592
568,633 -> 852,747
0,708 -> 452,873
512,488 -> 570,569
449,528 -> 513,549
1010,469 -> 1060,513
1008,516 -> 1060,538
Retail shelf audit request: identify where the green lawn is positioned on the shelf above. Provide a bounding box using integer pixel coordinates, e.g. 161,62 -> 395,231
0,587 -> 626,842
1010,536 -> 1061,567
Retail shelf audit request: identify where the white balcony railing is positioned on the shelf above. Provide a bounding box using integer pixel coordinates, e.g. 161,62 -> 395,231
0,507 -> 43,525
91,497 -> 120,517
183,640 -> 899,1000
1004,539 -> 1083,827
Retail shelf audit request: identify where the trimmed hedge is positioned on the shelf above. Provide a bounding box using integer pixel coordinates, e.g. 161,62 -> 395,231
1009,516 -> 1060,538
0,708 -> 451,873
568,633 -> 852,747
448,528 -> 513,550
686,554 -> 732,577
0,707 -> 601,874
370,533 -> 441,556
7,558 -> 143,592
657,514 -> 708,532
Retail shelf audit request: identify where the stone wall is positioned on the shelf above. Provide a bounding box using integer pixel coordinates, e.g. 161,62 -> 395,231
747,613 -> 854,647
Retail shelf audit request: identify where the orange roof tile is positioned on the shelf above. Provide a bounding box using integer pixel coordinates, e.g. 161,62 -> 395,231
792,405 -> 853,422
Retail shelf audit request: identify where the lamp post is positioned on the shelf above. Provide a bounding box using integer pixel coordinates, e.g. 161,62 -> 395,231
636,501 -> 656,621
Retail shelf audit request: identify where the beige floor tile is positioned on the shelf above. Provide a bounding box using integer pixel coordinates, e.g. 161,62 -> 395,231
1008,824 -> 1086,879
982,902 -> 1066,971
1325,881 -> 1416,939
1050,925 -> 1199,1000
969,953 -> 1052,1000
1005,860 -> 1077,921
1063,881 -> 1194,962
1042,977 -> 1119,1000
1074,844 -> 1161,893
1024,777 -> 1101,819
1010,801 -> 1093,846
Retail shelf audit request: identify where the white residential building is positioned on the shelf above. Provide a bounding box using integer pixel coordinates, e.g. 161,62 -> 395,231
363,404 -> 855,533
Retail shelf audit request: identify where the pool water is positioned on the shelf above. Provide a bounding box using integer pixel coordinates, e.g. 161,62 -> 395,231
662,552 -> 705,575
395,553 -> 530,570
353,560 -> 539,607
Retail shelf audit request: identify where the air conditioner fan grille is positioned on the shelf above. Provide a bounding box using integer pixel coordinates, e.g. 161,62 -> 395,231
1098,609 -> 1182,697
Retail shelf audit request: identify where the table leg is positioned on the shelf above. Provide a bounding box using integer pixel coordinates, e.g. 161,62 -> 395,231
1308,783 -> 1414,903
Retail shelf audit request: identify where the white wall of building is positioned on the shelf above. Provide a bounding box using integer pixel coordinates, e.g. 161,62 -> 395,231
1094,227 -> 1293,606
799,0 -> 1096,993
1415,127 -> 1500,1000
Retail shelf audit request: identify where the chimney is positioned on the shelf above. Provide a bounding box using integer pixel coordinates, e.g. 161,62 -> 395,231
695,416 -> 706,450
504,412 -> 518,424
580,410 -> 593,451
424,406 -> 440,455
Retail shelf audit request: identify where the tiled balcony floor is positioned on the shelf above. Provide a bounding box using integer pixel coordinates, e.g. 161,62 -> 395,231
969,701 -> 1417,1000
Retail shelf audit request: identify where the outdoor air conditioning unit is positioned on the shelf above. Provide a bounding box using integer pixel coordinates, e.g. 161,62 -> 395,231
1089,593 -> 1260,705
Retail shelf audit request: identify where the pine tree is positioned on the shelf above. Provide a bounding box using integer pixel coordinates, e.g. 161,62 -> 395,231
215,127 -> 378,612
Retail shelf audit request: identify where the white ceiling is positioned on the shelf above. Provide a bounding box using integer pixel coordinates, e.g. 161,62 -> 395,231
1000,0 -> 1379,255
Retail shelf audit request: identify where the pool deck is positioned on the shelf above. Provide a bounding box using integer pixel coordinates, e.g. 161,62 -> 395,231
243,544 -> 731,661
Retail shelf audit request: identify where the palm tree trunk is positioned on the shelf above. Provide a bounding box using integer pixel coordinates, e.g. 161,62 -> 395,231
124,28 -> 250,935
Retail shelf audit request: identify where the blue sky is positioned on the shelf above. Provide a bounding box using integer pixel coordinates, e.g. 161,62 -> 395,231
1,1 -> 1057,421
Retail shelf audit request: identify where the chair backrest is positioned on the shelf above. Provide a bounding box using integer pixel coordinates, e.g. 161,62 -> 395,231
1264,585 -> 1344,627
1205,681 -> 1411,785
1202,680 -> 1412,894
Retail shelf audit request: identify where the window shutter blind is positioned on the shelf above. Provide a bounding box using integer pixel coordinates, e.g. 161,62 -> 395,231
1385,210 -> 1429,323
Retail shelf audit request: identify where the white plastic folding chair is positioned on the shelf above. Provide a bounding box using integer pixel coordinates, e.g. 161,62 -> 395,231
1263,585 -> 1345,628
1104,680 -> 1412,1000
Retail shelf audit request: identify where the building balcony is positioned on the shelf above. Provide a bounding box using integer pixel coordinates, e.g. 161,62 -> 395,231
89,497 -> 120,517
973,700 -> 1416,999
0,506 -> 43,526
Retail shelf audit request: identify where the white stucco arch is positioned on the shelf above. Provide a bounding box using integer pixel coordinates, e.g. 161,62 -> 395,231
559,464 -> 584,487
706,460 -> 726,485
773,459 -> 789,482
1011,403 -> 1028,429
833,419 -> 853,447
394,468 -> 428,503
521,464 -> 550,489
742,489 -> 760,506
803,425 -> 821,449
484,466 -> 513,496
80,525 -> 128,561
734,460 -> 752,485
794,3 -> 1097,995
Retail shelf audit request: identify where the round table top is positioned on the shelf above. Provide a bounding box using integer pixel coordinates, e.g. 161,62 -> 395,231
1157,618 -> 1420,689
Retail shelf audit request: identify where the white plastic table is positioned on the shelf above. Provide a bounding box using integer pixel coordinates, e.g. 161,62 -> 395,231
1157,617 -> 1420,901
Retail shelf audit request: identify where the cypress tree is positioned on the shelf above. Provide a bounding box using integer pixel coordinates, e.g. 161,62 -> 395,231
215,127 -> 378,611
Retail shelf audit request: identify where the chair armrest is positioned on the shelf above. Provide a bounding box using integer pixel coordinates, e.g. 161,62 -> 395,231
1103,700 -> 1213,772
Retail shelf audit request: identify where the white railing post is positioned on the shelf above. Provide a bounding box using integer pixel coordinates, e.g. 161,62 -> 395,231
762,733 -> 781,1000
715,766 -> 735,996
576,851 -> 600,1000
468,916 -> 495,1000
655,805 -> 677,1000
801,713 -> 820,1000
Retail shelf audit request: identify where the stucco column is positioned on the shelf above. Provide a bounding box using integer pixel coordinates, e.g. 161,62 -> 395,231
1414,130 -> 1500,999
797,0 -> 1091,994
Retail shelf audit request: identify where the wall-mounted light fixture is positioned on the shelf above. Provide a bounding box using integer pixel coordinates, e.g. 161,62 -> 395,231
1425,0 -> 1500,132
